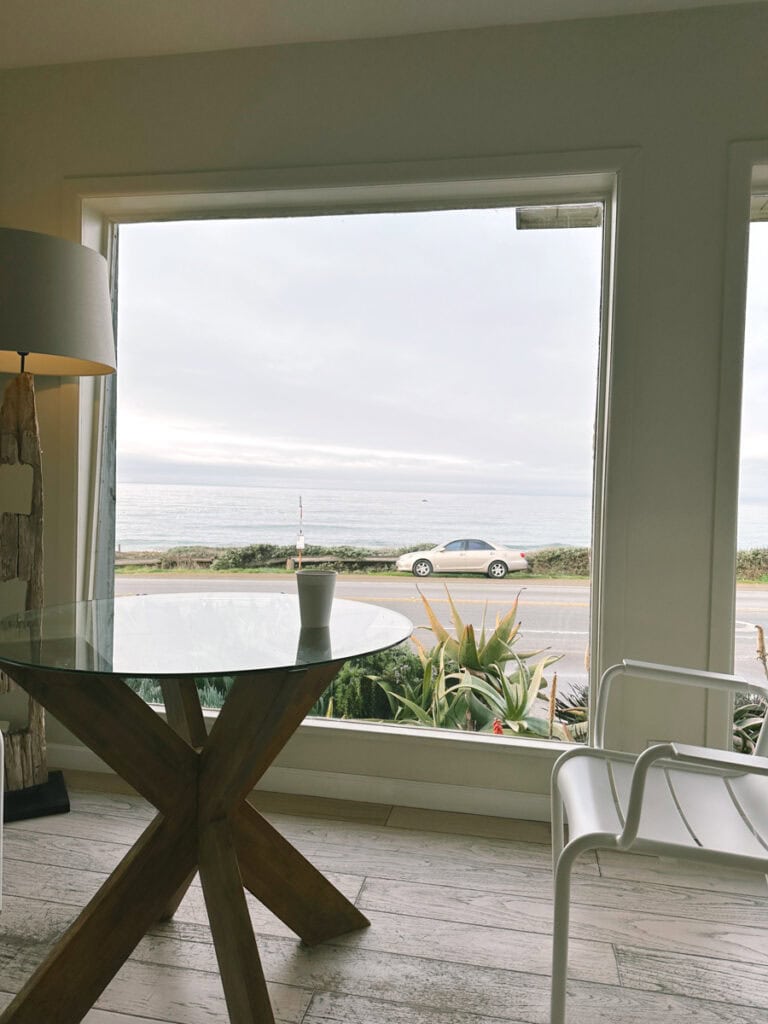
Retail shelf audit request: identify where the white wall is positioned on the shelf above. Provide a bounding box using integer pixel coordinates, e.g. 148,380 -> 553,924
0,4 -> 766,788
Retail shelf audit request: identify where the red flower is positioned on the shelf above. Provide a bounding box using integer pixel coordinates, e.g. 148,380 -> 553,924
492,718 -> 504,735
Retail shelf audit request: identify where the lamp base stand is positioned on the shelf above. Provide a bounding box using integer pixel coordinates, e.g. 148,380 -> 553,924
4,770 -> 70,823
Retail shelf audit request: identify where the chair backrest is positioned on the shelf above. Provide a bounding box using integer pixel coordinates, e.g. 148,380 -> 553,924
594,659 -> 768,751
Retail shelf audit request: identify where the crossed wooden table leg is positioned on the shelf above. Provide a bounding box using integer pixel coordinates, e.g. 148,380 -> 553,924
0,660 -> 369,1024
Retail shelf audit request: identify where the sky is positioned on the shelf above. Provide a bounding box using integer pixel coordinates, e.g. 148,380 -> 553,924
116,208 -> 603,497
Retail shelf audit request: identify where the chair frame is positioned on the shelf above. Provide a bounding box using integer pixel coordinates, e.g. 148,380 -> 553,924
550,658 -> 768,1024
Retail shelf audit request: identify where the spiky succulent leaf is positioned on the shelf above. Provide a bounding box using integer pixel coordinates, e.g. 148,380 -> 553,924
515,715 -> 552,738
566,719 -> 590,742
388,692 -> 435,725
458,623 -> 482,671
416,586 -> 452,644
412,633 -> 432,666
444,586 -> 466,636
479,604 -> 521,665
527,658 -> 549,708
466,689 -> 495,728
478,602 -> 489,651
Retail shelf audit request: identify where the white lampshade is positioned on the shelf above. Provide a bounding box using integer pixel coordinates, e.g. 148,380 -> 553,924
0,227 -> 116,376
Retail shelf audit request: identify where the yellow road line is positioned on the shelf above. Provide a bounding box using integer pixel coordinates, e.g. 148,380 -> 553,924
349,596 -> 589,608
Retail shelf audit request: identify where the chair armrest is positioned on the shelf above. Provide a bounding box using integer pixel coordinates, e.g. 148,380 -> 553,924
617,741 -> 768,849
669,742 -> 768,776
594,660 -> 764,747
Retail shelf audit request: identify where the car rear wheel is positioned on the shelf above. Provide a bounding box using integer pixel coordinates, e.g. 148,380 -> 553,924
413,559 -> 433,577
487,560 -> 508,579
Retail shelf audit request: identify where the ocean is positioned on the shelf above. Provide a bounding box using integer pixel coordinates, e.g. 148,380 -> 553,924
116,482 -> 768,553
115,482 -> 593,552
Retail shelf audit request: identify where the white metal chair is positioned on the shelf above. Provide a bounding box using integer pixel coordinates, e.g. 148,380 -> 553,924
550,659 -> 768,1024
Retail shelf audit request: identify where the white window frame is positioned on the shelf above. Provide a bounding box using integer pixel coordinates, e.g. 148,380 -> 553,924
699,144 -> 768,756
61,149 -> 631,817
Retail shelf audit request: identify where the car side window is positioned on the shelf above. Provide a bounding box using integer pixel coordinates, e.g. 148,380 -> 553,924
443,540 -> 465,552
466,540 -> 493,550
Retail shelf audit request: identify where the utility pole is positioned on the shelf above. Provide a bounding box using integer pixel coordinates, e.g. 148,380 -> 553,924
296,495 -> 305,569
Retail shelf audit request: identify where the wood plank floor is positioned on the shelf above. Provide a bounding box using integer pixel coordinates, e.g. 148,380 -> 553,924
1,778 -> 767,1023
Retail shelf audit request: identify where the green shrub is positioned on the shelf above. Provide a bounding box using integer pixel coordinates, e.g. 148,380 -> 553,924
310,644 -> 422,719
127,678 -> 163,703
212,543 -> 291,569
159,546 -> 222,569
527,546 -> 590,577
212,543 -> 382,571
211,542 -> 437,572
736,548 -> 768,581
127,675 -> 231,710
197,678 -> 232,709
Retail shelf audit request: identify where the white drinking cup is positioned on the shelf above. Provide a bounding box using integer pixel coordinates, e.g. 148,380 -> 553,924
296,570 -> 336,628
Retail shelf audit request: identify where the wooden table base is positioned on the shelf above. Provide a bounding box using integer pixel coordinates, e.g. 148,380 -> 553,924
0,661 -> 369,1024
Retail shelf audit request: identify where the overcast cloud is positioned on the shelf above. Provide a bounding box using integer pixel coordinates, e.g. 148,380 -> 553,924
116,208 -> 608,497
117,213 -> 768,505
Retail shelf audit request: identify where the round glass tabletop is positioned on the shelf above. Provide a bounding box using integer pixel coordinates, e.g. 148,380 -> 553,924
0,592 -> 413,678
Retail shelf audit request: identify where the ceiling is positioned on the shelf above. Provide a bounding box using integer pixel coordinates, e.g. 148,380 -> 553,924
0,0 -> 762,70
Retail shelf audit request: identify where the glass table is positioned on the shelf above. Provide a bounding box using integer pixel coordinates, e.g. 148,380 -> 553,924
0,592 -> 412,1024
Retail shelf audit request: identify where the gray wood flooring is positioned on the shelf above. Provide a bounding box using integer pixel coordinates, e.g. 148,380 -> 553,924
1,777 -> 767,1023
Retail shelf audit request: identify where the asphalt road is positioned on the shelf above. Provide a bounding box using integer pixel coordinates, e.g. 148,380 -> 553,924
114,573 -> 768,690
114,573 -> 589,688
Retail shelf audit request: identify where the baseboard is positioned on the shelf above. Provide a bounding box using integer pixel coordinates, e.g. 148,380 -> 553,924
259,766 -> 551,820
47,742 -> 551,821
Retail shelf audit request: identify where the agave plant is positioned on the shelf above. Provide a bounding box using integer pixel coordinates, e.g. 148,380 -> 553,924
455,657 -> 569,740
733,692 -> 768,754
382,585 -> 564,738
413,586 -> 540,675
554,680 -> 590,743
377,641 -> 475,729
732,626 -> 768,753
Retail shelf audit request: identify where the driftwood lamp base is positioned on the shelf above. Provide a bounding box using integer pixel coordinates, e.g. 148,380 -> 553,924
0,675 -> 46,792
1,372 -> 61,814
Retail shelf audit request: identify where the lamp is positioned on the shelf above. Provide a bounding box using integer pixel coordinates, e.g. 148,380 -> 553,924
0,227 -> 116,818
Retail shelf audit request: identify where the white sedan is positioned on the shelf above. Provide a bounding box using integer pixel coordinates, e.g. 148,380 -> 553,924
395,539 -> 528,579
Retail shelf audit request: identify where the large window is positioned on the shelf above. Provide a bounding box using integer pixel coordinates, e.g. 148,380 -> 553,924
115,203 -> 604,740
737,216 -> 768,692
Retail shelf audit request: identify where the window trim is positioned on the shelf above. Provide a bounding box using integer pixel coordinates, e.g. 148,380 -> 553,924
697,144 -> 768,750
